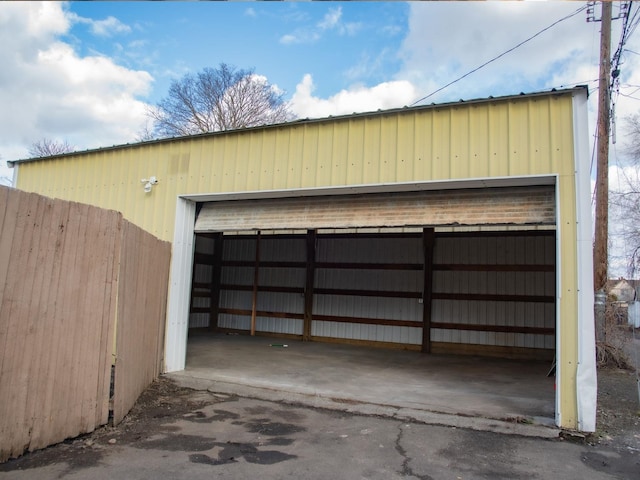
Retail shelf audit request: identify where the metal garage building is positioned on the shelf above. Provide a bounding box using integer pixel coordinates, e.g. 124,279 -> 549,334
9,87 -> 595,431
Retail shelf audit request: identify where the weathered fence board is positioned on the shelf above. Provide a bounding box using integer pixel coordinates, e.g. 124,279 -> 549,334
0,186 -> 171,462
113,221 -> 171,424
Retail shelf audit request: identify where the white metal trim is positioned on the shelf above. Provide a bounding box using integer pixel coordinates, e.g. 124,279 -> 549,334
11,163 -> 18,187
554,176 -> 562,428
164,197 -> 196,373
572,88 -> 597,432
181,175 -> 556,203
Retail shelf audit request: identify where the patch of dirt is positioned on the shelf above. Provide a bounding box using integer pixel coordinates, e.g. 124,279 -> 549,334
94,377 -> 236,446
590,367 -> 640,453
588,325 -> 640,454
0,378 -> 231,473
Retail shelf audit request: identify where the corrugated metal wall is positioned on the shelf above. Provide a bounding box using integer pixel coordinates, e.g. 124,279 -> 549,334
218,236 -> 306,335
312,235 -> 423,345
431,233 -> 555,353
189,235 -> 216,328
14,91 -> 577,244
0,186 -> 171,462
195,230 -> 555,355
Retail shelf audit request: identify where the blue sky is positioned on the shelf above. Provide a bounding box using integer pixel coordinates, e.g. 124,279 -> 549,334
2,1 -> 640,274
67,2 -> 408,104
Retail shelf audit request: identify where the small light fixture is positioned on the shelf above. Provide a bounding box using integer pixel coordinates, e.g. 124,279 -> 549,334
141,176 -> 158,193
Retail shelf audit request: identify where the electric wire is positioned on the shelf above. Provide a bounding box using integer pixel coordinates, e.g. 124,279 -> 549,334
618,91 -> 640,101
610,2 -> 638,145
410,4 -> 590,106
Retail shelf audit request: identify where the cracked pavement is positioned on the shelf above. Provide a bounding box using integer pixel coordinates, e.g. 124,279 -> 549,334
1,379 -> 638,480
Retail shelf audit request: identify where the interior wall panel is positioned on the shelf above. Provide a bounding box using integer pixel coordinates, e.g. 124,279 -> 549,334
431,234 -> 555,350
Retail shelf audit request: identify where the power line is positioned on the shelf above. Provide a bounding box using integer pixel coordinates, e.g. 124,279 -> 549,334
609,2 -> 637,144
410,4 -> 589,106
546,78 -> 600,91
618,91 -> 640,101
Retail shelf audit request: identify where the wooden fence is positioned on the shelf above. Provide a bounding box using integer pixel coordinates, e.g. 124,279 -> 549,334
0,186 -> 171,462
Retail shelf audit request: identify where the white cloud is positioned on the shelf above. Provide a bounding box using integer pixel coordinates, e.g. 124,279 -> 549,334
279,31 -> 320,46
279,34 -> 297,45
398,2 -> 598,104
317,7 -> 361,36
89,16 -> 132,37
0,1 -> 152,181
345,49 -> 393,83
290,74 -> 417,119
318,7 -> 342,30
68,12 -> 132,37
245,7 -> 257,18
280,5 -> 360,45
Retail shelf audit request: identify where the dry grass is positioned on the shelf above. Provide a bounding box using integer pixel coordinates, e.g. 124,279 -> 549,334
596,302 -> 634,370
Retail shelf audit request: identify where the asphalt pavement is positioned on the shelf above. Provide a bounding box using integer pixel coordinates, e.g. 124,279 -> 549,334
1,387 -> 637,480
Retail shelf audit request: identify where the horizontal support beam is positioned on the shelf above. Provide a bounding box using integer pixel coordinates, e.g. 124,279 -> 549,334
194,252 -> 216,265
218,308 -> 304,320
434,264 -> 554,272
432,292 -> 555,303
222,260 -> 305,269
218,309 -> 421,327
316,262 -> 423,271
220,284 -> 304,294
430,342 -> 555,360
191,291 -> 212,298
312,314 -> 423,328
190,307 -> 210,314
309,336 -> 421,351
430,322 -> 554,335
314,288 -> 422,299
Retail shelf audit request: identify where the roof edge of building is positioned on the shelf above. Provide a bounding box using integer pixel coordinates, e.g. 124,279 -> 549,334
8,86 -> 588,167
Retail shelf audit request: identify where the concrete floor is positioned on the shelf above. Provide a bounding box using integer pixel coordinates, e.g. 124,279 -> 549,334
169,331 -> 557,436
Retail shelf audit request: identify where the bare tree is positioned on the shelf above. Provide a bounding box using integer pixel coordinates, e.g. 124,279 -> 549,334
149,63 -> 292,137
0,154 -> 11,186
28,138 -> 75,157
611,114 -> 640,276
135,120 -> 157,143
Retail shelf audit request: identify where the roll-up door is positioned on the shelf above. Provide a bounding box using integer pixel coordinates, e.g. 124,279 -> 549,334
194,186 -> 555,233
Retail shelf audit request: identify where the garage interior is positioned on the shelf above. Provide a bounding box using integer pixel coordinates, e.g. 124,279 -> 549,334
177,186 -> 557,425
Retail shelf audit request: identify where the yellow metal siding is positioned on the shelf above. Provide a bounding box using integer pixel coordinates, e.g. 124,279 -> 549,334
16,93 -> 577,243
558,174 -> 579,428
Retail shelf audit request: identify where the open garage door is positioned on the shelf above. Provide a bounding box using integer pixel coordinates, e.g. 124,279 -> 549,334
188,185 -> 556,360
194,186 -> 555,232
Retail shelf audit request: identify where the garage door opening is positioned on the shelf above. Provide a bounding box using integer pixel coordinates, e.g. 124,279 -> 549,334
187,229 -> 555,360
175,185 -> 558,426
181,227 -> 557,425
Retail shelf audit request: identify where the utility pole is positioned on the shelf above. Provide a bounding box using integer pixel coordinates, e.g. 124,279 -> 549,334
593,0 -> 612,293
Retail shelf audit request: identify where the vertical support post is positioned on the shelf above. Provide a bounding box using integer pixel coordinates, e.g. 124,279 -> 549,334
250,231 -> 261,336
208,233 -> 224,331
422,228 -> 435,353
303,230 -> 317,341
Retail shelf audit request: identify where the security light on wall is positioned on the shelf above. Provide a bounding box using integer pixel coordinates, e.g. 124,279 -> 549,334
141,176 -> 158,193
